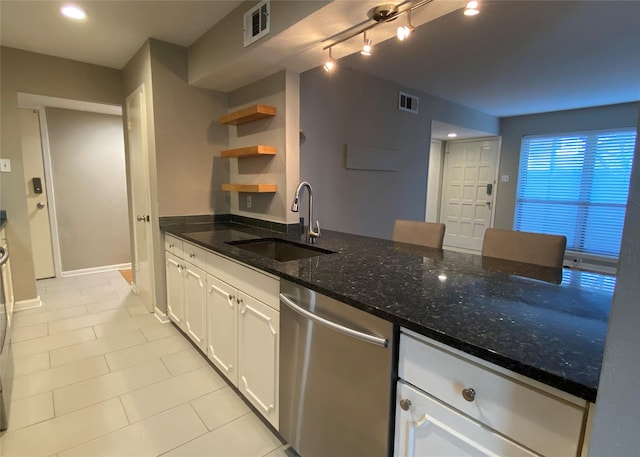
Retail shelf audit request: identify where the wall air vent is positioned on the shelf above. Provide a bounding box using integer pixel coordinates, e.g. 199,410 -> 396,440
243,0 -> 270,47
398,91 -> 419,114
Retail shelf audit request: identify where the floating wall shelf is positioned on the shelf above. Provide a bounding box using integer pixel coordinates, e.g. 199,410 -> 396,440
221,145 -> 277,158
221,183 -> 277,193
219,105 -> 277,125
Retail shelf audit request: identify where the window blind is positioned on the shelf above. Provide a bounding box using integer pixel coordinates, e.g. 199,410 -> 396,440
514,129 -> 636,259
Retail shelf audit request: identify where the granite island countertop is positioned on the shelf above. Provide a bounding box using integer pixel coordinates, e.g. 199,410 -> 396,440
163,221 -> 613,402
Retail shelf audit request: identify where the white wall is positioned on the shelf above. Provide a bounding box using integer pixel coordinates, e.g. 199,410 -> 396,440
588,108 -> 640,456
45,107 -> 129,272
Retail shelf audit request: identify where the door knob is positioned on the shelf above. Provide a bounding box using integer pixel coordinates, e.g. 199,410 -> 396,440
37,202 -> 46,209
137,215 -> 145,221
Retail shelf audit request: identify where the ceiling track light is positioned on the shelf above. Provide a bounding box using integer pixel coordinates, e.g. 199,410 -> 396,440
361,32 -> 372,56
464,1 -> 480,16
396,9 -> 415,41
323,48 -> 336,72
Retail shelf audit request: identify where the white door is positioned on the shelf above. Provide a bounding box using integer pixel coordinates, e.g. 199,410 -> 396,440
206,274 -> 238,385
440,139 -> 499,251
165,253 -> 184,328
394,382 -> 536,457
126,85 -> 154,312
184,263 -> 206,350
237,292 -> 279,428
19,109 -> 55,279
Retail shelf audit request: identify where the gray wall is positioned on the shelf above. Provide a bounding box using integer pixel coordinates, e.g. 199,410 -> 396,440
227,70 -> 300,224
45,108 -> 129,271
300,66 -> 498,239
496,103 -> 639,229
149,39 -> 229,217
0,46 -> 123,301
588,107 -> 640,455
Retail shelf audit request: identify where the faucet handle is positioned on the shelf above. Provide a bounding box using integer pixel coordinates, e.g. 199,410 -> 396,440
312,220 -> 320,237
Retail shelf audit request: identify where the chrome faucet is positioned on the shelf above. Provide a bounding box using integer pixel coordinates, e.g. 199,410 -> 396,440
291,181 -> 320,244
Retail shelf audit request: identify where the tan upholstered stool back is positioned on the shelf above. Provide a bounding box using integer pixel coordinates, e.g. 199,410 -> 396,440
392,220 -> 446,249
482,228 -> 567,268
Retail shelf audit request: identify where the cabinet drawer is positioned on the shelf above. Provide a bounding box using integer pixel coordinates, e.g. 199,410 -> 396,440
183,242 -> 207,271
164,234 -> 183,256
395,381 -> 537,457
206,252 -> 279,310
399,333 -> 585,456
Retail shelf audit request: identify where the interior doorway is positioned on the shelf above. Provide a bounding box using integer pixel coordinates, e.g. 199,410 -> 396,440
17,93 -> 130,278
426,120 -> 500,252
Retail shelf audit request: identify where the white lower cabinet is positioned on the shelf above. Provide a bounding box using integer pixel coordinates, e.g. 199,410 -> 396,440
165,245 -> 207,351
183,263 -> 206,351
396,381 -> 536,457
206,274 -> 238,385
165,252 -> 185,328
237,291 -> 279,428
395,330 -> 588,457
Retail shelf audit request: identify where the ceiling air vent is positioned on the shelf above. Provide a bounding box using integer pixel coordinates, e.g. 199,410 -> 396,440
244,0 -> 270,47
399,91 -> 419,114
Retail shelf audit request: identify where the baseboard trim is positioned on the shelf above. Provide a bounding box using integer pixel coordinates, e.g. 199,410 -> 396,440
62,263 -> 132,277
15,296 -> 43,312
154,308 -> 170,324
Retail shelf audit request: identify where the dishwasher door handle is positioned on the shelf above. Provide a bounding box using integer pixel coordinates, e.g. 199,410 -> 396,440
280,293 -> 388,348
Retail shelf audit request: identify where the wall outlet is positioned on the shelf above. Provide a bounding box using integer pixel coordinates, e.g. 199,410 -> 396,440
0,159 -> 11,173
246,195 -> 252,209
500,174 -> 510,183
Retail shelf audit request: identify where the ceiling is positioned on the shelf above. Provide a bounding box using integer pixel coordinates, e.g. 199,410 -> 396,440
0,0 -> 243,69
1,1 -> 639,117
340,0 -> 640,117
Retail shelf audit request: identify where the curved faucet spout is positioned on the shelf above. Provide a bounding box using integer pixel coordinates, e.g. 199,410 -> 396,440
291,181 -> 320,244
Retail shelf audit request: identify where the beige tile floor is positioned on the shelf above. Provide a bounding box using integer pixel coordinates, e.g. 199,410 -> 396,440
0,270 -> 287,457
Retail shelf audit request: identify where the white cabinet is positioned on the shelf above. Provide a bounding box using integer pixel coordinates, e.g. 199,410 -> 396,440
165,252 -> 185,328
396,381 -> 536,457
206,274 -> 238,385
237,292 -> 279,428
395,330 -> 588,457
205,251 -> 280,429
184,263 -> 206,351
165,243 -> 207,351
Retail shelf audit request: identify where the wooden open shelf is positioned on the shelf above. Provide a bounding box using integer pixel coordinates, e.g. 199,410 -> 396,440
221,183 -> 277,193
219,105 -> 276,125
221,145 -> 277,158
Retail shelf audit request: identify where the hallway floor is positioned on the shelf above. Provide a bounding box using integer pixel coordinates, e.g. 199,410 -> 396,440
1,270 -> 286,457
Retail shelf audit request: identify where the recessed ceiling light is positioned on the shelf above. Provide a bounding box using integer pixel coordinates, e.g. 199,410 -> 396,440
447,132 -> 458,138
60,4 -> 86,20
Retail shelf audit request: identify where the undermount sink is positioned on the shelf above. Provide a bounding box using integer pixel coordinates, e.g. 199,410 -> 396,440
226,238 -> 335,262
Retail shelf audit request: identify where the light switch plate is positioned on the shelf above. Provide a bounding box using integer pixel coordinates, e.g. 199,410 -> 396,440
500,174 -> 510,183
0,159 -> 11,173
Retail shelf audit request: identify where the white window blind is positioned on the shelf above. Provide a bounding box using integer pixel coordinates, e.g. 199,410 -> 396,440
514,129 -> 636,259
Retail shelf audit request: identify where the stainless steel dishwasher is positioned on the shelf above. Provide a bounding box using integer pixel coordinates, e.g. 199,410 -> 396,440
279,279 -> 395,457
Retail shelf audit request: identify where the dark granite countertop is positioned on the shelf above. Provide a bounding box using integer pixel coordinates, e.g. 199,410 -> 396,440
164,221 -> 613,402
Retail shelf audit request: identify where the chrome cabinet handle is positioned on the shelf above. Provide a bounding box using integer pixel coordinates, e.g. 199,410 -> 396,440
462,388 -> 476,402
280,293 -> 388,348
37,202 -> 46,209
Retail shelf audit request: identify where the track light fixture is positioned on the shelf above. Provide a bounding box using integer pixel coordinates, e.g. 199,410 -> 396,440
361,32 -> 372,56
396,9 -> 414,41
464,1 -> 480,16
320,1 -> 484,72
323,47 -> 336,72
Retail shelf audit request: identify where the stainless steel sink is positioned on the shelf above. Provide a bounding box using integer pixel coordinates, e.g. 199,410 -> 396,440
226,238 -> 334,262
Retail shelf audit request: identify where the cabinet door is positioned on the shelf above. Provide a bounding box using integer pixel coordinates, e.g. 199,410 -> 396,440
206,274 -> 238,386
184,264 -> 206,350
165,252 -> 184,328
394,382 -> 537,457
237,292 -> 279,428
